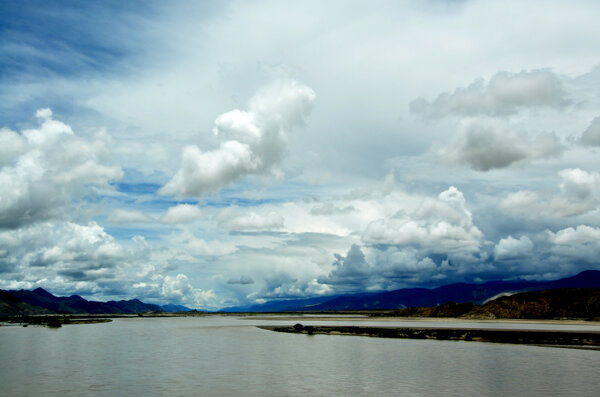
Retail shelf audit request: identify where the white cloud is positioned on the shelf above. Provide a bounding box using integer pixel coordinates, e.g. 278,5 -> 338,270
160,79 -> 315,196
159,204 -> 202,225
362,186 -> 483,256
217,207 -> 284,231
0,128 -> 27,167
547,225 -> 600,264
35,108 -> 53,120
548,225 -> 600,245
246,276 -> 332,301
0,221 -> 126,282
159,142 -> 260,197
410,69 -> 569,118
161,274 -> 217,306
500,168 -> 600,218
133,273 -> 218,309
494,235 -> 534,261
107,209 -> 153,224
0,109 -> 122,228
436,117 -> 564,171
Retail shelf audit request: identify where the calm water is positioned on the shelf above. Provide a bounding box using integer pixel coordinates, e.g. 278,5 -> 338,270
1,316 -> 599,396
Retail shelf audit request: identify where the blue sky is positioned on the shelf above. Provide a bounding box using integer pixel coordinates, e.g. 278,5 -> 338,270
1,0 -> 600,309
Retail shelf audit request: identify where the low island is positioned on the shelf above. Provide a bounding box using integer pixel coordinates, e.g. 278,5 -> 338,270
259,323 -> 600,349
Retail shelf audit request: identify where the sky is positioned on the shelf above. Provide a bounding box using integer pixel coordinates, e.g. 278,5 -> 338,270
1,0 -> 600,310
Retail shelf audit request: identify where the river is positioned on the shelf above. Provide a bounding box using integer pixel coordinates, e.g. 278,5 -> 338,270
1,316 -> 599,396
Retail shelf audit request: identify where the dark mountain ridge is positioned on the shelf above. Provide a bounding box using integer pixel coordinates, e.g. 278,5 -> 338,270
0,287 -> 164,316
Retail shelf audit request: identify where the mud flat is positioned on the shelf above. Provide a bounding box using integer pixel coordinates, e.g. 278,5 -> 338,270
258,324 -> 600,349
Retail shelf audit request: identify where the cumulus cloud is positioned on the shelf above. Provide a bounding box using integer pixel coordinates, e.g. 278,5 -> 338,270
161,274 -> 217,305
578,116 -> 600,147
0,109 -> 122,229
547,225 -> 600,264
248,275 -> 332,301
362,186 -> 483,256
500,168 -> 600,218
133,273 -> 217,308
548,225 -> 600,245
159,204 -> 202,224
217,207 -> 284,231
373,247 -> 441,286
494,235 -> 534,261
318,245 -> 445,293
160,79 -> 315,196
107,209 -> 153,224
410,69 -> 569,118
0,221 -> 126,282
437,117 -> 564,171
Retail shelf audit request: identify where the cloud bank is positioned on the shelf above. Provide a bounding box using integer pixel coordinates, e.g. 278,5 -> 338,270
410,69 -> 569,118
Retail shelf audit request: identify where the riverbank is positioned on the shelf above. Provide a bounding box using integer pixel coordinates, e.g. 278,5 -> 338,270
1,315 -> 113,327
248,315 -> 600,326
259,324 -> 600,349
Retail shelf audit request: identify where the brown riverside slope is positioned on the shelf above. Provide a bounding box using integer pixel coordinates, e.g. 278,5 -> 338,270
389,288 -> 600,320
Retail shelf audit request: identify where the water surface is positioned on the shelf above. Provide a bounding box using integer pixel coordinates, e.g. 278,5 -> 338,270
1,317 -> 598,396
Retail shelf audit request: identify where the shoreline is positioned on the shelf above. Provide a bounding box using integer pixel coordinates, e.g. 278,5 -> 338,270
258,324 -> 600,349
247,315 -> 600,326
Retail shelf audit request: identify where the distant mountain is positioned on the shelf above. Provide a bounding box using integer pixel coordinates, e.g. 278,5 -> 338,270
220,270 -> 600,312
0,288 -> 163,316
393,287 -> 600,320
108,299 -> 164,314
161,304 -> 192,312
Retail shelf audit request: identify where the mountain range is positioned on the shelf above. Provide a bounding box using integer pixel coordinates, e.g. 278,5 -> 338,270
221,270 -> 600,312
0,287 -> 190,316
3,270 -> 600,316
